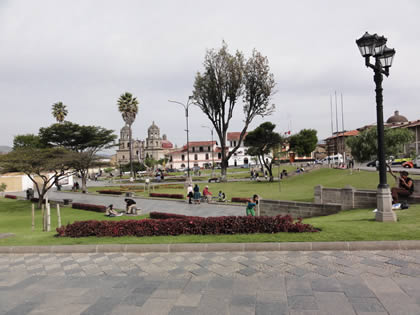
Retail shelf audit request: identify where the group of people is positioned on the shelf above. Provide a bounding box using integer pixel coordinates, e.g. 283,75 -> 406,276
187,184 -> 219,204
105,198 -> 139,217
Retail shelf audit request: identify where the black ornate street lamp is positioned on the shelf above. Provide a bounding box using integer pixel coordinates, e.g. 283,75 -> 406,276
356,32 -> 396,222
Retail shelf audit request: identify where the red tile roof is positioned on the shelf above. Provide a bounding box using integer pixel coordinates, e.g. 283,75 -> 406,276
227,132 -> 247,141
161,140 -> 173,149
325,130 -> 359,140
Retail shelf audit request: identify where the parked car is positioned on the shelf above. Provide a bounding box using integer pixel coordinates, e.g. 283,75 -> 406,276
402,156 -> 420,168
366,157 -> 394,167
366,160 -> 376,167
392,157 -> 411,165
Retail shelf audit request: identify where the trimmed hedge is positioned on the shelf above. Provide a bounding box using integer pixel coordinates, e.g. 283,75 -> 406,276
231,197 -> 249,203
72,202 -> 106,213
149,212 -> 199,220
97,190 -> 123,195
56,214 -> 317,237
4,194 -> 17,199
149,193 -> 184,199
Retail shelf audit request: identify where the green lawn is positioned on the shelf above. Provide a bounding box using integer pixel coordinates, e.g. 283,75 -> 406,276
1,198 -> 420,246
90,168 -> 401,202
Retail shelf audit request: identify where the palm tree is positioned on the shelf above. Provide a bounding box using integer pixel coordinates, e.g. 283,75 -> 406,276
117,92 -> 139,178
51,102 -> 68,123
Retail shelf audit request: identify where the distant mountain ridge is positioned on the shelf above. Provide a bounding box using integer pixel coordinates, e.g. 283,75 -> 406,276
0,146 -> 12,153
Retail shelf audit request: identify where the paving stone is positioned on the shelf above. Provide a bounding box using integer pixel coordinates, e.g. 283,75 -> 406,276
314,291 -> 356,315
339,278 -> 376,298
255,302 -> 288,315
348,297 -> 386,313
286,278 -> 313,296
122,294 -> 150,307
311,278 -> 342,292
288,295 -> 318,311
238,267 -> 259,277
80,296 -> 120,315
168,306 -> 198,315
230,294 -> 256,307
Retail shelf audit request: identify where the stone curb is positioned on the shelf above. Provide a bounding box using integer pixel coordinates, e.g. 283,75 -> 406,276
1,240 -> 420,254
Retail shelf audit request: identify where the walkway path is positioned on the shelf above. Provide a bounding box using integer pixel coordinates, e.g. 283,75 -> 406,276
13,191 -> 244,217
1,250 -> 420,314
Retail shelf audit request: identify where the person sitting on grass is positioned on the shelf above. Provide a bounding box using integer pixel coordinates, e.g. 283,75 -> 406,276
124,198 -> 137,214
246,195 -> 259,216
105,204 -> 123,217
218,190 -> 226,202
203,186 -> 213,203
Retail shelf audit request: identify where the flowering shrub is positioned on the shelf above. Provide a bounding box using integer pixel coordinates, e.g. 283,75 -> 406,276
56,214 -> 317,237
231,197 -> 249,203
72,202 -> 106,212
97,190 -> 123,195
149,193 -> 184,199
4,194 -> 17,199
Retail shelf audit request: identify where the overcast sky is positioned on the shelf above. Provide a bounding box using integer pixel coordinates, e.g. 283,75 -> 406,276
1,0 -> 419,150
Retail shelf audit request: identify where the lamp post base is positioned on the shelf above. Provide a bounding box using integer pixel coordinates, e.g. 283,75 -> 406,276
375,187 -> 397,222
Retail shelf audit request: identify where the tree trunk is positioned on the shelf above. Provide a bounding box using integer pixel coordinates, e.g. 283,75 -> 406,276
128,124 -> 134,179
81,173 -> 87,194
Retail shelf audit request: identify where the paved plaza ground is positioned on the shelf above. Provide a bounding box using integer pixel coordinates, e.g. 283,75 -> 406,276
2,250 -> 420,314
13,191 -> 244,217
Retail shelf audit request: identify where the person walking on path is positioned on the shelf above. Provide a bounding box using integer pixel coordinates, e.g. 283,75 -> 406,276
193,184 -> 201,204
246,194 -> 259,216
391,171 -> 414,204
187,184 -> 193,204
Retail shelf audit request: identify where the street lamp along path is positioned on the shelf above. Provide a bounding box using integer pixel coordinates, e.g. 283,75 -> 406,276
356,32 -> 397,222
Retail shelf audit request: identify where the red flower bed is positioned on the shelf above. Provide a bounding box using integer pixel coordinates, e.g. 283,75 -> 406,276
149,193 -> 184,199
72,202 -> 106,213
56,214 -> 317,237
97,190 -> 123,195
4,194 -> 17,199
149,212 -> 199,220
231,197 -> 249,203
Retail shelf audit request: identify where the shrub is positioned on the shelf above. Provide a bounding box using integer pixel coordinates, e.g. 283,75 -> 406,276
149,193 -> 184,199
231,197 -> 249,203
149,212 -> 199,220
72,202 -> 106,212
97,190 -> 123,195
4,194 -> 17,199
30,197 -> 46,204
56,214 -> 317,237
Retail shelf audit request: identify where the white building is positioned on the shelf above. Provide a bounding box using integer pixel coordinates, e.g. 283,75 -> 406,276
168,141 -> 220,169
227,132 -> 253,167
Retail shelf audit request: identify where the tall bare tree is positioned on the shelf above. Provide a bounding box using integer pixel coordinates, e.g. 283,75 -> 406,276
193,42 -> 275,180
117,92 -> 139,178
51,101 -> 68,123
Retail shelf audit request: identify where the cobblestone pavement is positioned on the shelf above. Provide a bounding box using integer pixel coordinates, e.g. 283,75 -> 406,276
2,250 -> 420,314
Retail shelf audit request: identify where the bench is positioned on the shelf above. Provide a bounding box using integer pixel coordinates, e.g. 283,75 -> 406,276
208,177 -> 220,183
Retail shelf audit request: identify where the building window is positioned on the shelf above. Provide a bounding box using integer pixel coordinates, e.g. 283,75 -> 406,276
122,155 -> 125,160
208,146 -> 210,151
218,153 -> 221,159
205,153 -> 209,160
199,146 -> 203,152
192,147 -> 195,152
136,151 -> 139,156
194,154 -> 198,160
234,141 -> 237,146
156,141 -> 158,146
121,143 -> 124,149
181,154 -> 185,161
181,163 -> 185,168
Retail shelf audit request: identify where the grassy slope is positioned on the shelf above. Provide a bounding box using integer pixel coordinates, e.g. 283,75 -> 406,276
1,198 -> 420,246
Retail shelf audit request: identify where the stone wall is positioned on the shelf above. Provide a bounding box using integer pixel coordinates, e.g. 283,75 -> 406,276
314,185 -> 377,210
260,199 -> 341,219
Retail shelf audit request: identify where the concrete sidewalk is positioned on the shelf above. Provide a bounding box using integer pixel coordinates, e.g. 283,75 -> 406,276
12,190 -> 244,217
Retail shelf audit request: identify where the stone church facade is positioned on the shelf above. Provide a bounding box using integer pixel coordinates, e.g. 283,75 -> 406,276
116,122 -> 173,165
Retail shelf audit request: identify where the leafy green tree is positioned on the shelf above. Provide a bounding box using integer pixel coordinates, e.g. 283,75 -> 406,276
347,127 -> 414,163
51,101 -> 68,123
192,42 -> 276,181
244,122 -> 283,181
13,134 -> 44,149
289,129 -> 318,157
117,92 -> 139,178
0,147 -> 76,208
39,122 -> 117,193
121,162 -> 146,173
